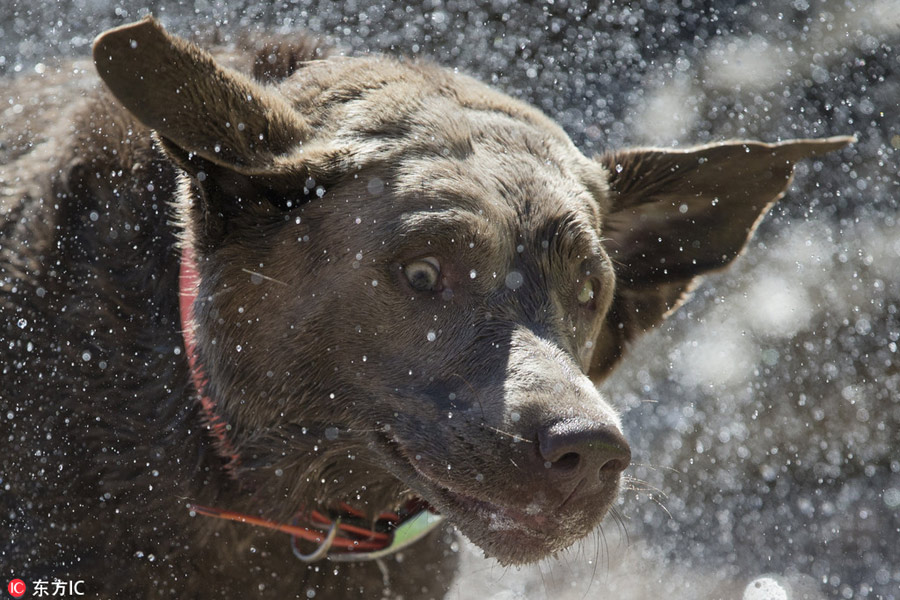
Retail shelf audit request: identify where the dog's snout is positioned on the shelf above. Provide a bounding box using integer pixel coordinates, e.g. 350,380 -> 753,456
537,419 -> 631,479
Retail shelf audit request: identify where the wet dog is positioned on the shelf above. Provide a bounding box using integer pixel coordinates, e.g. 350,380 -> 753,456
0,16 -> 851,599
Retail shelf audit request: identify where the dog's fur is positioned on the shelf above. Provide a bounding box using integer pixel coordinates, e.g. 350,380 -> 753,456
0,17 -> 850,599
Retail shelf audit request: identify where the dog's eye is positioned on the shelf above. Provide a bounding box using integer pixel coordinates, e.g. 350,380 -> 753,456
404,257 -> 441,292
577,279 -> 595,306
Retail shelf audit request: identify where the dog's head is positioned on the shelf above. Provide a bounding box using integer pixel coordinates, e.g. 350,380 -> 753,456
93,18 -> 851,564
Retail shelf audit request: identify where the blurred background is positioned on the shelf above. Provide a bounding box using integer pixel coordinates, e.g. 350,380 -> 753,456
1,1 -> 896,598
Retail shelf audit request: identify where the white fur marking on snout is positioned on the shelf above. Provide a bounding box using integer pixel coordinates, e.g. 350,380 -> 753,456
487,511 -> 525,533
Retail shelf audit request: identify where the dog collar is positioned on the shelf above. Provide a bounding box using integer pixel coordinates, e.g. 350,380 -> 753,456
179,246 -> 241,473
186,501 -> 444,562
178,246 -> 443,561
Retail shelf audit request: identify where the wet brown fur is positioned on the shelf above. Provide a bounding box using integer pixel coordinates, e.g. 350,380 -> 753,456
1,17 -> 851,599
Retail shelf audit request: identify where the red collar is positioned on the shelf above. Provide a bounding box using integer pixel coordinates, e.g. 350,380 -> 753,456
178,246 -> 442,561
179,246 -> 241,474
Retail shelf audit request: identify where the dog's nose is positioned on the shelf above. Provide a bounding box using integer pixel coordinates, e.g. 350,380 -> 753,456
537,418 -> 631,479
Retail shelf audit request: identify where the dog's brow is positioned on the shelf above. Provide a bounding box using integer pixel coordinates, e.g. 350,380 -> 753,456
391,209 -> 497,247
537,214 -> 602,261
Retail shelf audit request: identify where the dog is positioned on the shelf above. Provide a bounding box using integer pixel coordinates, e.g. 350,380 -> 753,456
0,16 -> 851,599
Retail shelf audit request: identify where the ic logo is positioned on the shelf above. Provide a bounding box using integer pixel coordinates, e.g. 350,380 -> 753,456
7,579 -> 26,598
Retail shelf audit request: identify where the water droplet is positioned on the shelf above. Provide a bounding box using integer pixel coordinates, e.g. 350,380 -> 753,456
505,270 -> 524,290
742,577 -> 788,600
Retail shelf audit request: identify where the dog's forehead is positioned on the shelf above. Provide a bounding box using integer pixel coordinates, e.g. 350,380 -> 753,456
280,55 -> 612,258
393,117 -> 605,255
284,55 -> 572,142
390,145 -> 598,233
282,55 -> 609,224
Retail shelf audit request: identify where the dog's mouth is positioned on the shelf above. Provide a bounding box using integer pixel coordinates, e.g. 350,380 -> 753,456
377,432 -> 596,564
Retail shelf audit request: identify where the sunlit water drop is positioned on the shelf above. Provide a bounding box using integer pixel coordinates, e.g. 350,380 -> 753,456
742,576 -> 788,600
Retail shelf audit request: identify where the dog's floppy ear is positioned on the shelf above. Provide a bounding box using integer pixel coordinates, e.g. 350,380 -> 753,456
93,16 -> 308,171
588,136 -> 854,382
93,17 -> 318,247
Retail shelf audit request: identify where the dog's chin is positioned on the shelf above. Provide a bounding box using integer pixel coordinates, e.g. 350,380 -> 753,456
429,486 -> 607,565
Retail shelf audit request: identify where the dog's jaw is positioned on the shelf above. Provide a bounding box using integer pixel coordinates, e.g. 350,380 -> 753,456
372,429 -> 620,565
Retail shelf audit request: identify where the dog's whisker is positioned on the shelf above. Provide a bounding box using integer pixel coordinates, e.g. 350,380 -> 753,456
610,506 -> 630,548
482,424 -> 533,442
644,494 -> 674,520
448,372 -> 487,420
621,481 -> 665,494
583,528 -> 601,600
536,559 -> 550,599
621,477 -> 670,499
628,462 -> 683,474
240,268 -> 289,286
600,524 -> 611,578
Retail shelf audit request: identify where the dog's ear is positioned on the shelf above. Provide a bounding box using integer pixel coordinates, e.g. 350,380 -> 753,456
93,17 -> 318,247
588,136 -> 854,382
93,16 -> 308,171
